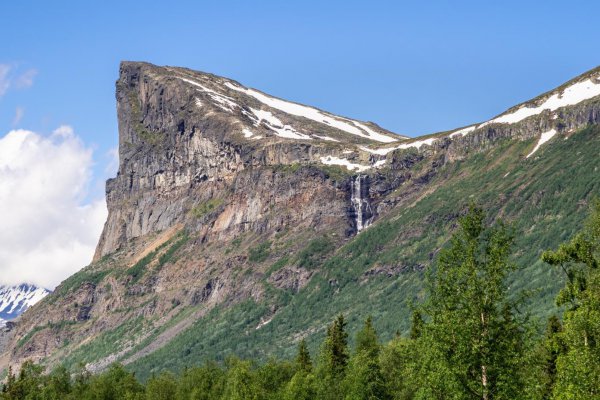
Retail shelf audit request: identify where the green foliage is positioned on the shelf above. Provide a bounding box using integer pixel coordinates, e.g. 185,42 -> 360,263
295,236 -> 335,269
129,91 -> 162,146
344,316 -> 389,400
274,162 -> 302,175
282,370 -> 317,400
543,201 -> 600,399
38,126 -> 600,380
379,337 -> 419,399
158,233 -> 189,267
54,268 -> 112,298
16,320 -> 77,349
318,164 -> 352,182
248,241 -> 272,263
146,372 -> 177,400
315,314 -> 350,399
127,252 -> 155,282
266,256 -> 289,277
416,206 -> 529,399
295,339 -> 312,373
59,316 -> 147,371
354,316 -> 379,358
127,231 -> 189,283
190,198 -> 223,219
3,255 -> 600,400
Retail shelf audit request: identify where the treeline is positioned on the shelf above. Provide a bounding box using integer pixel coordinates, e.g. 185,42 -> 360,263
2,204 -> 600,400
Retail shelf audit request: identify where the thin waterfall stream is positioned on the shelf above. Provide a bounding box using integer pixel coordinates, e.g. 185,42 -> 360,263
350,174 -> 374,233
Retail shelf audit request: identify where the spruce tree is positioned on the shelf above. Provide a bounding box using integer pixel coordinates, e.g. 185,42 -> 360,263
323,314 -> 349,378
344,316 -> 390,400
295,339 -> 312,373
316,314 -> 350,400
355,316 -> 379,357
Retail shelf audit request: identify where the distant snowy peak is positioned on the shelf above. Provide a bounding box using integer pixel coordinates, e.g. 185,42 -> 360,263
0,284 -> 50,323
170,69 -> 405,144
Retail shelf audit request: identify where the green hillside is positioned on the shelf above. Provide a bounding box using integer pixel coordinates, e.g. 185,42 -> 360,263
128,125 -> 600,380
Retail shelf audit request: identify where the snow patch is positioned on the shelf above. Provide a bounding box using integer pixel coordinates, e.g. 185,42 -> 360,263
320,156 -> 371,172
358,145 -> 395,155
373,159 -> 387,168
481,77 -> 600,127
223,82 -> 397,143
360,135 -> 442,155
180,77 -> 239,112
395,137 -> 439,150
526,129 -> 558,158
314,135 -> 340,142
449,125 -> 477,138
250,108 -> 312,140
242,128 -> 254,138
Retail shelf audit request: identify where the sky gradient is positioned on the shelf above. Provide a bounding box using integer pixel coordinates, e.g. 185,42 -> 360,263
1,0 -> 599,287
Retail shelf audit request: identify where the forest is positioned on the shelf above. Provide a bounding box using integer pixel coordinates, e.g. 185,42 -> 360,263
2,203 -> 599,400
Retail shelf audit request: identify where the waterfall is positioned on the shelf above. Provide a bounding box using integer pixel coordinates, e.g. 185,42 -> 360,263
350,175 -> 374,233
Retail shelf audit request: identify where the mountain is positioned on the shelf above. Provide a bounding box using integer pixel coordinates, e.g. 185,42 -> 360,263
0,285 -> 50,326
1,62 -> 600,378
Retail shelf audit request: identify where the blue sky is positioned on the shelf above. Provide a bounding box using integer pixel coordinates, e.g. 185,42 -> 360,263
0,0 -> 599,287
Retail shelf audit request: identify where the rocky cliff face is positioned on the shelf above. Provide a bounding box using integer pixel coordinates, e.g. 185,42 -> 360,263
95,62 -> 406,259
2,63 -> 600,374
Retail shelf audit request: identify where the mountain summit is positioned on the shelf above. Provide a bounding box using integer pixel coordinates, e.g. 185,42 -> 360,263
2,62 -> 600,376
0,284 -> 49,326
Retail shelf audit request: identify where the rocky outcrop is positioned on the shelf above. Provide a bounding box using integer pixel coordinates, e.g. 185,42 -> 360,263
95,62 -> 401,259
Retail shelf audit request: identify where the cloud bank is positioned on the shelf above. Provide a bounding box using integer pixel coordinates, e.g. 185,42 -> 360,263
0,126 -> 107,289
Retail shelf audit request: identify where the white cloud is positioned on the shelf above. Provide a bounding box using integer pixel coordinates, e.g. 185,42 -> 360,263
0,126 -> 108,289
0,64 -> 10,97
12,107 -> 25,126
0,64 -> 37,97
14,69 -> 37,89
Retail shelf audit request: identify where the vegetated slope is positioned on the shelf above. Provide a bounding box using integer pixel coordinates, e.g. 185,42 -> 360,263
2,62 -> 600,379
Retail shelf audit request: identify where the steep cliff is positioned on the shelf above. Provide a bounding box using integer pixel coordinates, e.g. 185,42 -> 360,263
2,63 -> 600,377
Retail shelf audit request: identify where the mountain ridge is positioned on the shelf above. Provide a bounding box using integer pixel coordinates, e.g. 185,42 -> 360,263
2,62 -> 600,377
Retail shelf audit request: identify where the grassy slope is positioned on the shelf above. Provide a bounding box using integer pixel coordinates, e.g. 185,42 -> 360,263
126,126 -> 600,380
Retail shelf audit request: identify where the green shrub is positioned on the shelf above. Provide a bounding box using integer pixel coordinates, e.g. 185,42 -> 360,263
295,237 -> 335,269
248,241 -> 272,263
190,199 -> 223,219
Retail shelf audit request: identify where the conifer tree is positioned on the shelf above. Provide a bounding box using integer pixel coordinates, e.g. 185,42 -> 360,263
295,339 -> 312,373
322,314 -> 349,378
355,316 -> 379,357
316,314 -> 350,400
344,316 -> 389,400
